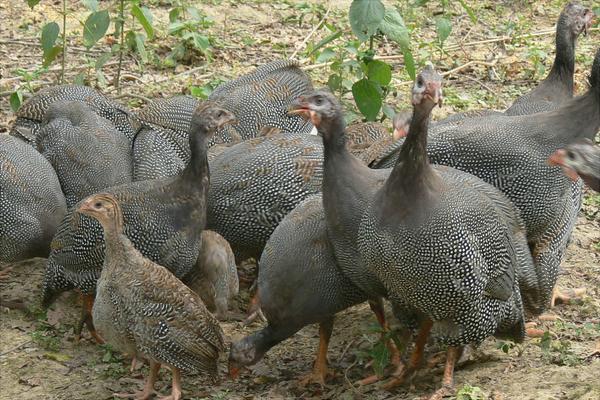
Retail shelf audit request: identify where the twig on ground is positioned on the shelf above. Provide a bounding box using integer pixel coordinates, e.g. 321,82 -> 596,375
463,74 -> 496,94
290,4 -> 332,60
339,338 -> 358,361
0,340 -> 32,357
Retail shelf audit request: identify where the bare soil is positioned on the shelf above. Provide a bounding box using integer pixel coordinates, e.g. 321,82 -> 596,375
1,1 -> 599,399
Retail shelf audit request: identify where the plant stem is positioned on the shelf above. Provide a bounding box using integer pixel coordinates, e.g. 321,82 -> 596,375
115,0 -> 125,94
61,0 -> 66,83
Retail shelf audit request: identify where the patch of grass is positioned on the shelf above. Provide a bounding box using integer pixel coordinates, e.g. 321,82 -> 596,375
454,384 -> 487,400
30,328 -> 61,352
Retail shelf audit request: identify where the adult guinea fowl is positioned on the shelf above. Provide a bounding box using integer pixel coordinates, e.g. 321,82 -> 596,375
505,2 -> 593,116
78,193 -> 224,400
435,2 -> 593,125
549,139 -> 600,192
208,60 -> 315,142
42,103 -> 236,342
229,194 -> 373,385
373,48 -> 600,315
183,230 -> 239,320
10,84 -> 138,145
354,66 -> 531,397
36,101 -> 133,208
0,135 -> 67,265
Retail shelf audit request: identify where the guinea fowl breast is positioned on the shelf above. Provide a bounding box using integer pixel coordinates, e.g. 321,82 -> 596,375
36,100 -> 133,208
0,135 -> 67,262
10,84 -> 138,145
80,193 -> 224,400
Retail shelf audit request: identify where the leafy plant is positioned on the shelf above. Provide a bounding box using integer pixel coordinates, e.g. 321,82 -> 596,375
535,331 -> 581,367
455,384 -> 487,400
165,4 -> 214,67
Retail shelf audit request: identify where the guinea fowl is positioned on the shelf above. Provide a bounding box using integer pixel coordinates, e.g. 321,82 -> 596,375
208,60 -> 315,143
228,195 -> 372,385
0,135 -> 67,263
373,48 -> 600,315
78,193 -> 224,400
355,66 -> 531,397
505,2 -> 593,116
434,2 -> 592,125
42,102 -> 236,342
549,139 -> 600,192
36,100 -> 133,208
183,230 -> 239,320
10,84 -> 138,145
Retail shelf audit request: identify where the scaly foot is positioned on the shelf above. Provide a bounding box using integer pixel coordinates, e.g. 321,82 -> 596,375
551,287 -> 586,307
298,367 -> 334,387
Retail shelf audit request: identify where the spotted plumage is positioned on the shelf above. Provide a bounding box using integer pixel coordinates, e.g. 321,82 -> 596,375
79,194 -> 224,399
42,103 -> 236,310
373,49 -> 600,315
0,135 -> 67,262
10,84 -> 138,145
36,101 -> 133,208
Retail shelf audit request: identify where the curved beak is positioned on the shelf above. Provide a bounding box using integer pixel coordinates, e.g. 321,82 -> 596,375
426,81 -> 443,108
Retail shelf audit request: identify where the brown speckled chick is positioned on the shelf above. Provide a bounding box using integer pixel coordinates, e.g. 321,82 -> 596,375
78,193 -> 224,400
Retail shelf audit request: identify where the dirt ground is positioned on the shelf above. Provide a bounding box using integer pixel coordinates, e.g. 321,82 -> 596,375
1,1 -> 599,399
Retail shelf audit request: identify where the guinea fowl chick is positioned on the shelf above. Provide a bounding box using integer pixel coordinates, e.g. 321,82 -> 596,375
79,193 -> 224,400
10,84 -> 138,145
0,135 -> 67,263
549,139 -> 600,192
183,230 -> 239,320
37,100 -> 133,208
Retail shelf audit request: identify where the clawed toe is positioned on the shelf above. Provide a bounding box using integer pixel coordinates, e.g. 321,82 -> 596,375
425,384 -> 453,400
550,287 -> 587,307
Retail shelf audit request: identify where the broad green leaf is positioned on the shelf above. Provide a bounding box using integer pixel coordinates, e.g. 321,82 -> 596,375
42,46 -> 62,67
134,33 -> 148,63
187,6 -> 202,21
436,17 -> 452,46
82,0 -> 98,12
382,103 -> 396,120
168,21 -> 186,35
41,22 -> 59,53
27,0 -> 41,9
458,0 -> 477,23
367,60 -> 391,86
94,52 -> 112,70
379,8 -> 409,49
10,91 -> 23,112
327,74 -> 342,92
316,48 -> 336,63
348,0 -> 385,42
190,85 -> 212,99
403,48 -> 416,80
83,10 -> 110,48
191,33 -> 210,52
352,78 -> 382,121
308,31 -> 342,57
131,5 -> 154,39
73,73 -> 86,85
169,7 -> 181,23
368,341 -> 390,377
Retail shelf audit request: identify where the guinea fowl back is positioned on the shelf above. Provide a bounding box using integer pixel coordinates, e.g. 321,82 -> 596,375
37,101 -> 133,208
42,103 -> 236,307
10,84 -> 138,144
208,60 -> 315,144
0,135 -> 67,262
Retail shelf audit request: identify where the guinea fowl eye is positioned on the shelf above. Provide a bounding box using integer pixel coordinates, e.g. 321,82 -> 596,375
566,150 -> 575,159
417,77 -> 424,86
95,202 -> 102,208
315,97 -> 323,106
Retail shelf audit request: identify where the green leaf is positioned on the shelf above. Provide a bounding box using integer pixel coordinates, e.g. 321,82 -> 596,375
82,0 -> 98,12
94,52 -> 112,70
191,33 -> 210,51
134,33 -> 148,63
168,21 -> 186,35
83,10 -> 110,48
436,17 -> 452,46
348,0 -> 385,42
316,48 -> 336,63
367,60 -> 391,86
131,5 -> 154,39
307,31 -> 342,57
403,48 -> 416,80
41,22 -> 59,53
458,0 -> 477,23
42,46 -> 62,67
73,73 -> 86,85
10,91 -> 23,112
27,0 -> 41,9
352,78 -> 382,121
327,74 -> 342,92
368,341 -> 390,377
379,8 -> 409,49
382,103 -> 395,120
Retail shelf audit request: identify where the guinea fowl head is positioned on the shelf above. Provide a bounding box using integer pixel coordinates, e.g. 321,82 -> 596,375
548,139 -> 599,183
77,193 -> 123,233
191,102 -> 237,135
411,64 -> 443,110
560,2 -> 593,38
228,336 -> 261,379
289,90 -> 343,138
